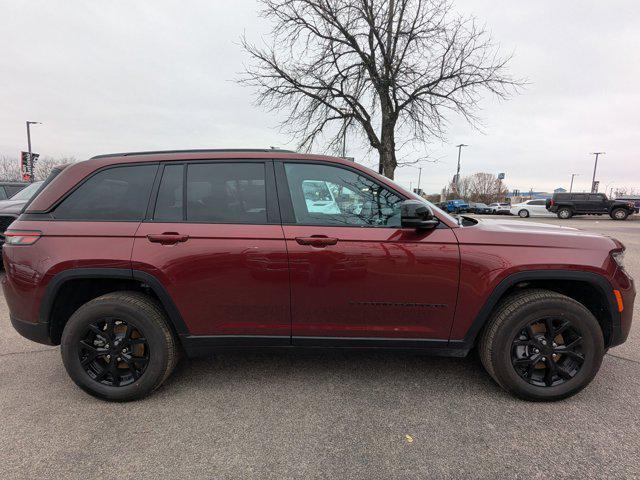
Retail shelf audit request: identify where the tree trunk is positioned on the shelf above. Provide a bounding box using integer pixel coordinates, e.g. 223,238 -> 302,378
378,120 -> 397,179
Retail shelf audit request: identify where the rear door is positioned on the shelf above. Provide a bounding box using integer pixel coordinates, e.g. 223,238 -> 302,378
527,199 -> 548,216
132,160 -> 290,341
276,160 -> 460,344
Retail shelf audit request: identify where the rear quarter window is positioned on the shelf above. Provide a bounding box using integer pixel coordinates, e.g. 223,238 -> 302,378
52,164 -> 157,221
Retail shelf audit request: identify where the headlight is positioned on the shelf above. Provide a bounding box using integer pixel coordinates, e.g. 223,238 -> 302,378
611,250 -> 625,269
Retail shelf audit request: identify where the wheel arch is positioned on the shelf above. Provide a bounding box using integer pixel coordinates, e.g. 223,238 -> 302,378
453,270 -> 620,350
42,268 -> 189,344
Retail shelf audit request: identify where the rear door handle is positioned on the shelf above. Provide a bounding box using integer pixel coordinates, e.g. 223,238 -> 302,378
295,235 -> 338,247
147,233 -> 189,245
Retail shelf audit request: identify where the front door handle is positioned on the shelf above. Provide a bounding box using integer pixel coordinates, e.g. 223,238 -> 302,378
147,233 -> 189,245
295,235 -> 338,247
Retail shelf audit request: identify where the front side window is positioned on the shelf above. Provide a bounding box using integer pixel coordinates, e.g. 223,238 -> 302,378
186,163 -> 267,223
53,165 -> 157,221
284,163 -> 403,227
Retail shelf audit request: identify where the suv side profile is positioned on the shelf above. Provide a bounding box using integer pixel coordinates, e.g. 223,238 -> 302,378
546,192 -> 636,220
3,150 -> 635,402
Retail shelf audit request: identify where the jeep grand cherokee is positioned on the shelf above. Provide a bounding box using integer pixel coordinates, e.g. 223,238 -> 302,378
3,150 -> 635,402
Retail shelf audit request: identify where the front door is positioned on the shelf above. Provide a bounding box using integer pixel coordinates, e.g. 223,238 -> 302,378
276,161 -> 460,344
132,160 -> 290,340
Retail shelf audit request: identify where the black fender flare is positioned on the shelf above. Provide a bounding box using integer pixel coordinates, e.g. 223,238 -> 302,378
450,269 -> 620,349
40,268 -> 190,336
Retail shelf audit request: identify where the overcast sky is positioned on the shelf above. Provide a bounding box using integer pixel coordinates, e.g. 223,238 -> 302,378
1,0 -> 638,194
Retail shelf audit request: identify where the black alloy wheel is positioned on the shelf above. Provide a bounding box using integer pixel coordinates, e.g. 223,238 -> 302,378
511,317 -> 583,387
79,318 -> 150,387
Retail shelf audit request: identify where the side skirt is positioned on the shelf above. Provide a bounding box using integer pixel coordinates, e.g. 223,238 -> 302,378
179,335 -> 470,358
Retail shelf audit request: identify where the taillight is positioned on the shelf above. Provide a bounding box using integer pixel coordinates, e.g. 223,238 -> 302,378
4,230 -> 42,245
550,199 -> 554,206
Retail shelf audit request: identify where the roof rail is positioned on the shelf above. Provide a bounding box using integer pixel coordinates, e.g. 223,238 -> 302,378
90,148 -> 296,160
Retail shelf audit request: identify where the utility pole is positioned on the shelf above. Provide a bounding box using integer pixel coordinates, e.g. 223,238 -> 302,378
341,122 -> 347,157
590,152 -> 605,193
417,167 -> 422,192
26,121 -> 41,183
569,173 -> 579,193
455,144 -> 468,193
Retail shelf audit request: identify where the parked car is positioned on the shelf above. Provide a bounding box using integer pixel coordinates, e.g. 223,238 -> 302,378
0,181 -> 28,200
468,202 -> 492,214
3,149 -> 634,402
0,181 -> 44,245
509,199 -> 554,218
489,202 -> 511,215
442,199 -> 470,214
546,192 -> 636,220
614,195 -> 640,214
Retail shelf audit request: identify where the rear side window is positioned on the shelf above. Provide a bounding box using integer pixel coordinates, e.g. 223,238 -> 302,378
154,164 -> 184,222
555,193 -> 569,201
0,187 -> 7,200
530,200 -> 545,205
571,194 -> 588,201
5,185 -> 25,197
186,163 -> 267,224
53,164 -> 157,221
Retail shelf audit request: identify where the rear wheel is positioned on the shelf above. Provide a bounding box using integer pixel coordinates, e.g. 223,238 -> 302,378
557,207 -> 573,219
610,208 -> 629,220
518,209 -> 530,218
479,289 -> 604,401
61,291 -> 179,401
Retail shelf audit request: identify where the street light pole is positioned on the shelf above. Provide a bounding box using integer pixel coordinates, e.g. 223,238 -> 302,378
455,144 -> 468,193
26,121 -> 41,183
569,173 -> 579,193
417,167 -> 422,192
590,152 -> 605,193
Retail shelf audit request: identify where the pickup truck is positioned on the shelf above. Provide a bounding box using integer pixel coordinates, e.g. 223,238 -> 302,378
442,199 -> 470,214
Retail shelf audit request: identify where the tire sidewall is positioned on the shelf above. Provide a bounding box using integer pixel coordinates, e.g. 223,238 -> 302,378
558,208 -> 571,219
61,300 -> 170,401
490,299 -> 604,401
611,208 -> 628,220
518,209 -> 529,218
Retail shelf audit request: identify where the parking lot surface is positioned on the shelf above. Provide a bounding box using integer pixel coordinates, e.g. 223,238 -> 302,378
1,216 -> 639,479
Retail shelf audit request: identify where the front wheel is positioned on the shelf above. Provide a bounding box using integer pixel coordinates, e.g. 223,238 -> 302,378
518,209 -> 530,218
61,291 -> 179,401
479,289 -> 604,401
557,208 -> 573,219
610,208 -> 629,220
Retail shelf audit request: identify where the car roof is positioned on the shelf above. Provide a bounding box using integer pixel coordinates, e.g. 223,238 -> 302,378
0,181 -> 28,186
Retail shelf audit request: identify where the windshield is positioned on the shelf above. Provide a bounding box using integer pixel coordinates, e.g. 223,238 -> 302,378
10,181 -> 44,201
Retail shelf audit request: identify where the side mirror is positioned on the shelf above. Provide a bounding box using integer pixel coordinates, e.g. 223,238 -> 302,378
401,200 -> 439,230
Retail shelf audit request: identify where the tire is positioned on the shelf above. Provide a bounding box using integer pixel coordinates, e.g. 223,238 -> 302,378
518,209 -> 529,218
557,207 -> 572,219
61,291 -> 179,402
478,289 -> 604,401
610,208 -> 629,221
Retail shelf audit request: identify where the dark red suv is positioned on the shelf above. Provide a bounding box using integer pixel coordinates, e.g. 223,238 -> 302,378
3,150 -> 635,401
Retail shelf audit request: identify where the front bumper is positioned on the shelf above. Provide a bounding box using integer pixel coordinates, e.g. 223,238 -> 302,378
10,316 -> 54,345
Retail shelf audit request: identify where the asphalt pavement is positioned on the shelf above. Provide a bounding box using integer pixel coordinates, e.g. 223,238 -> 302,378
1,215 -> 639,479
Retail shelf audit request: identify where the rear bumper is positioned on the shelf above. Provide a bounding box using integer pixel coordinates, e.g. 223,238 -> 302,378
10,316 -> 54,345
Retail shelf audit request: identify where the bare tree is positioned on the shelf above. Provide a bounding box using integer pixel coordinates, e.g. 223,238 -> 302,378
0,156 -> 76,182
447,171 -> 506,203
240,0 -> 522,179
612,187 -> 638,198
0,156 -> 22,181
